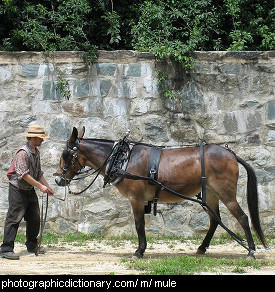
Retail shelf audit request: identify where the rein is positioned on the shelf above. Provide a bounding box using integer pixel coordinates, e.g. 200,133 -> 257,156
35,193 -> 48,256
65,148 -> 113,196
60,132 -> 131,196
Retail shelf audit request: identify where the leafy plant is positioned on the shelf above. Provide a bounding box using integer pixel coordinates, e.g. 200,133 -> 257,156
131,1 -> 201,68
157,69 -> 181,99
102,11 -> 121,45
55,67 -> 71,100
0,0 -> 273,72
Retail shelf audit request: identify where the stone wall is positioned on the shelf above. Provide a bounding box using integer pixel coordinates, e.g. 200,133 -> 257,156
0,50 -> 274,238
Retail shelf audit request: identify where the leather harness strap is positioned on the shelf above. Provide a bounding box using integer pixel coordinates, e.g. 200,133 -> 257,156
200,142 -> 207,206
148,146 -> 162,183
147,143 -> 206,216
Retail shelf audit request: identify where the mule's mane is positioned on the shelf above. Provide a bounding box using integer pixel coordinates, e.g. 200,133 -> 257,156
81,138 -> 155,148
80,138 -> 114,144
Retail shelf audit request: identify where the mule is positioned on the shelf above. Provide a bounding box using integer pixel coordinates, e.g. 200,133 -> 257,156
54,127 -> 266,258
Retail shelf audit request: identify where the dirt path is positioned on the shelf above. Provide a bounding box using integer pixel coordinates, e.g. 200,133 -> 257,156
1,240 -> 274,275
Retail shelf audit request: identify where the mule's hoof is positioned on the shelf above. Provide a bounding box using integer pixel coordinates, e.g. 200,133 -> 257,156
246,251 -> 256,260
132,251 -> 143,259
196,246 -> 206,254
132,255 -> 140,261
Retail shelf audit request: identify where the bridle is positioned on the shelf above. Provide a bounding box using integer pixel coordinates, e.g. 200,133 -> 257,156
62,139 -> 82,176
59,138 -> 114,196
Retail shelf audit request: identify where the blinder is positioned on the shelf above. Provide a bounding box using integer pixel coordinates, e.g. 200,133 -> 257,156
62,140 -> 79,175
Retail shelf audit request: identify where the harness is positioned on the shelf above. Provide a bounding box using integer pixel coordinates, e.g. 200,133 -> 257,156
103,139 -> 134,187
59,133 -> 252,253
105,140 -> 250,252
146,146 -> 163,216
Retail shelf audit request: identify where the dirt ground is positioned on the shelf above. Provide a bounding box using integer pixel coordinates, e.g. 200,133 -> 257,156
1,240 -> 274,275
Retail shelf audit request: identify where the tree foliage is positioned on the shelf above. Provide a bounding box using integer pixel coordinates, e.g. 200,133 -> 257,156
0,0 -> 274,64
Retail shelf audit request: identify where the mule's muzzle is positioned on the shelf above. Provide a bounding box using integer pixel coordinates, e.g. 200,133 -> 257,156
54,175 -> 70,187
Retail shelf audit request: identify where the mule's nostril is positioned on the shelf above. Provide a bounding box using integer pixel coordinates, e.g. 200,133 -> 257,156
55,176 -> 64,186
55,176 -> 70,187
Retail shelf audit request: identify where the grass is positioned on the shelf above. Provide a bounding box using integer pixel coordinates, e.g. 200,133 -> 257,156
125,255 -> 273,275
4,230 -> 274,246
1,232 -> 274,275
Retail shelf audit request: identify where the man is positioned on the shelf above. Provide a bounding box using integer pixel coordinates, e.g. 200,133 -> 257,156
0,124 -> 54,260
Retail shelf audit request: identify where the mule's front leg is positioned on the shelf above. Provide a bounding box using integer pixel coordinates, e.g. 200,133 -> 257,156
130,198 -> 146,259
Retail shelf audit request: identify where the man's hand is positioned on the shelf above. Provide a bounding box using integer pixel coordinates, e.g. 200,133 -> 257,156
39,175 -> 54,196
23,174 -> 54,196
46,186 -> 54,196
39,184 -> 49,193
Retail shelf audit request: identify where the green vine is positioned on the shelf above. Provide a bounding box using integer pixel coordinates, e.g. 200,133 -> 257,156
55,68 -> 71,100
157,69 -> 181,99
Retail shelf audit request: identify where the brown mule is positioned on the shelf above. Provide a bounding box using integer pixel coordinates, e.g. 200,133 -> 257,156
54,127 -> 266,258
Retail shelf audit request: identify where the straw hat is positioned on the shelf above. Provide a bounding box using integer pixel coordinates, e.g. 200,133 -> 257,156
24,124 -> 49,139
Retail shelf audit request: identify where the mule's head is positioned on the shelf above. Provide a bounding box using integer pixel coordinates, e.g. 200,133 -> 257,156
54,126 -> 86,186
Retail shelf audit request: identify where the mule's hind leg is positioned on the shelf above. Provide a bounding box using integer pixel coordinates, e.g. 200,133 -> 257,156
197,190 -> 220,254
223,199 -> 256,258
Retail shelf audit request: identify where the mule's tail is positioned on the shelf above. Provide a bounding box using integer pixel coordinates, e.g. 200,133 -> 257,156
236,155 -> 267,248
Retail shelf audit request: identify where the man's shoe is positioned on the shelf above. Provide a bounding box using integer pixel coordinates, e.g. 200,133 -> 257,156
1,251 -> 20,260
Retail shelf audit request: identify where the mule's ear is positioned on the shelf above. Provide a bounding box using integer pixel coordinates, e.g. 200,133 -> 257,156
69,127 -> 78,145
78,126 -> 85,139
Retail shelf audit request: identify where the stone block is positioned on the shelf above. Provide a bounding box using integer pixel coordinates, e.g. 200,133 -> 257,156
78,220 -> 108,235
54,218 -> 76,234
0,66 -> 12,82
118,79 -> 137,98
240,100 -> 260,108
249,148 -> 271,166
219,63 -> 240,74
62,102 -> 85,117
181,83 -> 203,113
21,63 -> 40,78
223,113 -> 238,133
258,185 -> 273,211
130,97 -> 157,115
145,118 -> 168,141
246,111 -> 262,131
223,111 -> 262,134
74,79 -> 90,98
86,97 -> 103,116
190,211 -> 209,231
42,81 -> 62,100
50,118 -> 71,140
96,63 -> 117,76
246,134 -> 262,145
267,130 -> 275,142
144,78 -> 158,94
105,99 -> 127,117
163,206 -> 187,231
125,63 -> 141,77
267,101 -> 275,120
44,64 -> 51,76
255,167 -> 275,184
100,79 -> 112,96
